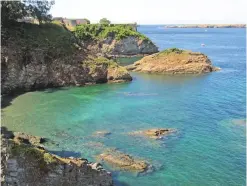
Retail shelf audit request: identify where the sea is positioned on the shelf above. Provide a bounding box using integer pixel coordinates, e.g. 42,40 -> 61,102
1,25 -> 246,186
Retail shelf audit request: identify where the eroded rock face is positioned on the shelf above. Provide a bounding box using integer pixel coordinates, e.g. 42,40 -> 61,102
126,49 -> 220,74
87,36 -> 158,57
97,149 -> 149,173
128,128 -> 176,139
1,45 -> 132,95
1,25 -> 132,95
1,131 -> 113,186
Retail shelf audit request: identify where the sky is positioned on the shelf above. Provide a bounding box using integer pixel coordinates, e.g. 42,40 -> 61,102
50,0 -> 247,24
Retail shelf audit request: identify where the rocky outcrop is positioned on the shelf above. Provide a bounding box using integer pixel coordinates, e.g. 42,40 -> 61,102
97,149 -> 150,173
127,48 -> 220,74
13,132 -> 47,146
128,128 -> 176,139
1,23 -> 132,95
1,129 -> 113,186
86,36 -> 158,57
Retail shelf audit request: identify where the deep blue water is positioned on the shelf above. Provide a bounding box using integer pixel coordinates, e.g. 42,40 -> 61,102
2,26 -> 246,186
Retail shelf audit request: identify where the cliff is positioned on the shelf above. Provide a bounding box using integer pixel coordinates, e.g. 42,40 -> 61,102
75,24 -> 158,57
1,128 -> 113,186
127,48 -> 219,74
1,22 -> 132,95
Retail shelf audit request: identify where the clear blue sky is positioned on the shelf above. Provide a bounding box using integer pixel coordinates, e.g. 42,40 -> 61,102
51,0 -> 247,24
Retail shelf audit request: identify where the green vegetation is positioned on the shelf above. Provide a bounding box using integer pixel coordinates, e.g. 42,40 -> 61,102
159,48 -> 185,55
2,22 -> 78,59
99,18 -> 111,25
74,24 -> 149,41
84,56 -> 118,67
1,0 -> 54,26
83,56 -> 119,74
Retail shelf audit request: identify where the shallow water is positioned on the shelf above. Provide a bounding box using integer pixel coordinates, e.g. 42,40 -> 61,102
1,26 -> 246,186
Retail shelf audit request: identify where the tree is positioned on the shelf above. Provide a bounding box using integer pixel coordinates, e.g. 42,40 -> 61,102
25,0 -> 55,24
0,0 -> 55,26
99,18 -> 110,25
1,1 -> 27,25
83,18 -> 90,24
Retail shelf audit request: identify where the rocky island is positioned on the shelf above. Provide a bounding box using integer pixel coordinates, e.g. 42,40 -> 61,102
127,48 -> 220,74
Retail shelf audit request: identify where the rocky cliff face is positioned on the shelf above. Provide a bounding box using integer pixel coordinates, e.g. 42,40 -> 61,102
86,36 -> 158,57
127,48 -> 220,74
1,129 -> 113,186
1,23 -> 132,95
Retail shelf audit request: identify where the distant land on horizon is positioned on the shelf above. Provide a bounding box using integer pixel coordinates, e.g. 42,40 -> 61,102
163,24 -> 246,28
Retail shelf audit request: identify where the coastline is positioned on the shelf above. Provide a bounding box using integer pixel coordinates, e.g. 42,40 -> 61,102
164,24 -> 246,28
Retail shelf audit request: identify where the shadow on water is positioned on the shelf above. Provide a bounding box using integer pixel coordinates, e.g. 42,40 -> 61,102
1,93 -> 21,109
131,71 -> 212,84
41,87 -> 70,93
116,56 -> 143,66
1,87 -> 70,109
49,150 -> 81,158
113,179 -> 131,186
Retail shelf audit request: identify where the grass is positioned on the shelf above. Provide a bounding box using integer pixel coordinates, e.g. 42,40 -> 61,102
2,22 -> 78,60
74,24 -> 150,41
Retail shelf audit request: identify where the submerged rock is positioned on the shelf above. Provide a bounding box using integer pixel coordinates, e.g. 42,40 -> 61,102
97,149 -> 150,173
232,119 -> 246,126
128,128 -> 176,139
126,48 -> 220,74
93,131 -> 111,137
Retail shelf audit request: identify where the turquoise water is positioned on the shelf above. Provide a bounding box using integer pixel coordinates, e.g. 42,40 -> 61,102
2,26 -> 246,186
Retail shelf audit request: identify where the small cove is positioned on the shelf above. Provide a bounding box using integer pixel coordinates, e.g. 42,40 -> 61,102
1,26 -> 246,186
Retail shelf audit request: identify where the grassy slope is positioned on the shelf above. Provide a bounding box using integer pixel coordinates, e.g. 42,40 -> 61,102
2,22 -> 79,60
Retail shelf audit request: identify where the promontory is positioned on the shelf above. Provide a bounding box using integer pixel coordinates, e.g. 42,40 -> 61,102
1,22 -> 158,95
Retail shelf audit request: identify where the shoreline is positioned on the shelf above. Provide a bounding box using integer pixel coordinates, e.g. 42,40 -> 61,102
164,24 -> 246,28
